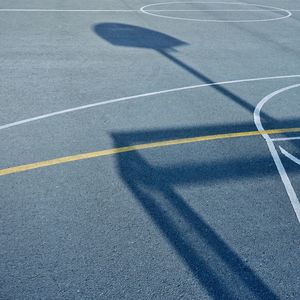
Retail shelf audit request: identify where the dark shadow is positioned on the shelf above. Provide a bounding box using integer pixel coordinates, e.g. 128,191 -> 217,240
94,23 -> 187,50
93,22 -> 297,298
112,124 -> 282,299
113,118 -> 300,150
93,23 -> 274,122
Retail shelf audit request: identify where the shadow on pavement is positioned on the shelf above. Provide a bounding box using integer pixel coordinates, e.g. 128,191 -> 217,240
91,23 -> 300,298
111,124 -> 281,299
93,23 -> 275,122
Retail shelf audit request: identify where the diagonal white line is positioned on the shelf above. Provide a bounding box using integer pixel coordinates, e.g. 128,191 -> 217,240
280,147 -> 300,166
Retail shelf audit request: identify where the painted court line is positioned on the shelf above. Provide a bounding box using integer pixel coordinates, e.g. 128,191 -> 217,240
254,83 -> 300,223
140,2 -> 292,22
1,128 -> 300,177
280,147 -> 300,166
1,9 -> 299,12
148,9 -> 293,12
272,136 -> 300,142
1,74 -> 300,131
0,9 -> 139,12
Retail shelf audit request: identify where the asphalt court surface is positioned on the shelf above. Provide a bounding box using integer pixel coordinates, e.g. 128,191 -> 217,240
1,0 -> 300,299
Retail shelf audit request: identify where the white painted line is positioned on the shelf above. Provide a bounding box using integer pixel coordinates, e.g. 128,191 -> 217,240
0,8 -> 299,12
1,74 -> 300,131
147,9 -> 292,12
0,9 -> 139,12
272,136 -> 300,142
254,83 -> 300,224
280,147 -> 300,166
140,2 -> 292,23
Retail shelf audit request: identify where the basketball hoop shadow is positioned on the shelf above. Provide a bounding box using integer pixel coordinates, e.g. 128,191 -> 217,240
254,83 -> 300,223
93,23 -> 274,121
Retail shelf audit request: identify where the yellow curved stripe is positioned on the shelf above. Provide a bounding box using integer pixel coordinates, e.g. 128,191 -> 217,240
1,128 -> 300,177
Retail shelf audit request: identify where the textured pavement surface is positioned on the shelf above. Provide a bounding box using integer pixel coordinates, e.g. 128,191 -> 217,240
1,1 -> 300,299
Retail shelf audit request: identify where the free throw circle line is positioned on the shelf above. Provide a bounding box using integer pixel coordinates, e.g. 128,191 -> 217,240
140,2 -> 292,23
254,83 -> 300,223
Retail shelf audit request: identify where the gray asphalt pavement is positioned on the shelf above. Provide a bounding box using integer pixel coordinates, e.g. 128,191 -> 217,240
1,0 -> 300,299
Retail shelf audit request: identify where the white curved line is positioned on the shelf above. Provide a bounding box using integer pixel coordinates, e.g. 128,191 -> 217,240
280,147 -> 300,166
254,83 -> 300,135
1,74 -> 300,131
254,83 -> 300,223
140,2 -> 292,23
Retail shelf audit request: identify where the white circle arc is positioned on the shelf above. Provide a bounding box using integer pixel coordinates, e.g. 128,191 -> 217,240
0,74 -> 300,130
1,74 -> 300,131
140,2 -> 292,23
254,83 -> 300,224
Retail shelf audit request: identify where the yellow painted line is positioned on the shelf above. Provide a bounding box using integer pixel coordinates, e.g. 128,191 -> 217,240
1,128 -> 300,177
